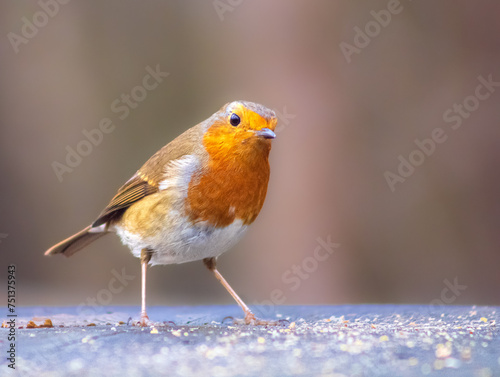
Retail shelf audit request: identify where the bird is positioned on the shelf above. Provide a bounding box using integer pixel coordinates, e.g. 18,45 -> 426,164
45,100 -> 277,326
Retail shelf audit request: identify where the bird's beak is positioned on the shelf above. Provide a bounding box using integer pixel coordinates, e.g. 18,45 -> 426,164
256,128 -> 276,139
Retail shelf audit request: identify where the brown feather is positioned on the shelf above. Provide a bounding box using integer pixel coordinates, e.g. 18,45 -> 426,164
92,175 -> 158,227
92,124 -> 206,227
44,226 -> 107,257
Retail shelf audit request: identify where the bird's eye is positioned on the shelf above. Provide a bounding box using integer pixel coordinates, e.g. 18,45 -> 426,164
230,113 -> 240,127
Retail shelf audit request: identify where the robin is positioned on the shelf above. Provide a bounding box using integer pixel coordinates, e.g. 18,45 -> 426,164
45,100 -> 277,326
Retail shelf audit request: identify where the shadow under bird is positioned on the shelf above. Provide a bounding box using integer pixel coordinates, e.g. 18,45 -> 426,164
45,100 -> 278,326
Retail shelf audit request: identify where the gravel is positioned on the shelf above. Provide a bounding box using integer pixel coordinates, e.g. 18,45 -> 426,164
1,305 -> 499,376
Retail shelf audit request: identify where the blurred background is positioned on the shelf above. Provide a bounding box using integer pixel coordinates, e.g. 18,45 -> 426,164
1,1 -> 499,311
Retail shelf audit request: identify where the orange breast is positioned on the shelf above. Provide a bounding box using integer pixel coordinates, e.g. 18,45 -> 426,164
186,128 -> 272,227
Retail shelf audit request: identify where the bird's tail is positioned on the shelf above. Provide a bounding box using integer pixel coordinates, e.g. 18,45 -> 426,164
44,225 -> 108,257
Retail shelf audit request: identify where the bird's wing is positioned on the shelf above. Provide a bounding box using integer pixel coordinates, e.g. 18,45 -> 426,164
91,174 -> 158,227
92,124 -> 205,227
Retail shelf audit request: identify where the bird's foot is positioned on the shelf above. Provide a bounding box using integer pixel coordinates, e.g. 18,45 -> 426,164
229,312 -> 281,326
138,313 -> 151,327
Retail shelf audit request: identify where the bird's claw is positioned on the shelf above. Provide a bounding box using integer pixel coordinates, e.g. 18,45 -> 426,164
138,314 -> 151,327
229,312 -> 281,326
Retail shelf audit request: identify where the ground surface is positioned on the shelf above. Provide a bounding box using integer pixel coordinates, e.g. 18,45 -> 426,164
1,305 -> 499,376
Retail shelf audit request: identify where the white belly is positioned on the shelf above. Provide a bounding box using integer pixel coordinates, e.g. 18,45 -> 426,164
114,218 -> 247,266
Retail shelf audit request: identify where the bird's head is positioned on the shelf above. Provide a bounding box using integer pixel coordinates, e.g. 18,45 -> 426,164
202,101 -> 277,162
187,101 -> 277,226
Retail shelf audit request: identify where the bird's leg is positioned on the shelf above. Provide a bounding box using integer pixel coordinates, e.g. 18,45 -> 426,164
139,249 -> 153,327
203,257 -> 276,325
